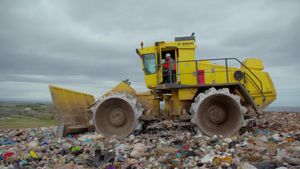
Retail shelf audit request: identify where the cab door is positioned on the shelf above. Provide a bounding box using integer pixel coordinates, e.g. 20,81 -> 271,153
157,48 -> 164,84
141,52 -> 158,88
160,49 -> 178,84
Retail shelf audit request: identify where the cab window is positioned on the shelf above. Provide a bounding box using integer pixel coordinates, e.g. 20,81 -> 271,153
143,53 -> 156,74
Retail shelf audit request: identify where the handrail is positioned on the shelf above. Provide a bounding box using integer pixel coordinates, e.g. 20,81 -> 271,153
159,57 -> 266,102
160,57 -> 263,92
244,73 -> 266,101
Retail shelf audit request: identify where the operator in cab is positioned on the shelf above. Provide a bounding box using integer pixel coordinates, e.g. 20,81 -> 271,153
163,53 -> 176,83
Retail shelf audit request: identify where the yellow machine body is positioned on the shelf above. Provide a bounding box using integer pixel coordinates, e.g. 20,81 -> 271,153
136,37 -> 276,116
49,35 -> 277,136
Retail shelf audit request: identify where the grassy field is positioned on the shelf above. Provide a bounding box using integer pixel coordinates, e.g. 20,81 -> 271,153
0,102 -> 58,129
0,118 -> 57,129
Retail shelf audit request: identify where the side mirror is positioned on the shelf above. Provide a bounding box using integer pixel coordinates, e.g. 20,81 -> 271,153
136,48 -> 140,55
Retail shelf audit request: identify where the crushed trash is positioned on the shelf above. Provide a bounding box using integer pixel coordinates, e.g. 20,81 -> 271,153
86,149 -> 115,168
253,161 -> 283,169
0,111 -> 299,168
29,150 -> 38,158
130,143 -> 145,158
241,162 -> 257,169
2,152 -> 14,160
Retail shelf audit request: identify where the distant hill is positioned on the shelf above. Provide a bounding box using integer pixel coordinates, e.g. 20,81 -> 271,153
0,100 -> 52,104
265,106 -> 300,112
0,100 -> 299,113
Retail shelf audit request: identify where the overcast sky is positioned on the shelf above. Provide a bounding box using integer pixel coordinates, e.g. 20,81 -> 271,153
0,0 -> 299,107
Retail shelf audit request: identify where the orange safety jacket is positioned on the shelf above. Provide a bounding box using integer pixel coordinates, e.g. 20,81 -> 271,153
164,59 -> 176,71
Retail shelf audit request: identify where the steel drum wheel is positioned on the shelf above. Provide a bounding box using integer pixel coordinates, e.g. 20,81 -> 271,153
92,93 -> 142,137
191,88 -> 245,137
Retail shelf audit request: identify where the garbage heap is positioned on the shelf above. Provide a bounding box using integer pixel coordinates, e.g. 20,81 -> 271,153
0,111 -> 299,169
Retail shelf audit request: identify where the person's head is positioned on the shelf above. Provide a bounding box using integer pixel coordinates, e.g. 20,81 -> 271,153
166,53 -> 171,60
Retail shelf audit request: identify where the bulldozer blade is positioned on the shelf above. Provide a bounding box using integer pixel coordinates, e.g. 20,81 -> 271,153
49,85 -> 95,137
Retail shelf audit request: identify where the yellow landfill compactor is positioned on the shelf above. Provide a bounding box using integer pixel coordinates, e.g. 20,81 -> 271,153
49,35 -> 276,137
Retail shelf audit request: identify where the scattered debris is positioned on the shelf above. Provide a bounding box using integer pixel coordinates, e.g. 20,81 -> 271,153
0,111 -> 299,168
130,143 -> 145,158
86,149 -> 115,168
241,162 -> 257,169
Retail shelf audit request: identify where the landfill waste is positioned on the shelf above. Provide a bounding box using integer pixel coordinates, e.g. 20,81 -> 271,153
0,111 -> 299,168
241,162 -> 257,169
253,161 -> 283,169
29,150 -> 38,158
2,152 -> 14,160
130,143 -> 145,158
71,146 -> 83,156
86,149 -> 115,168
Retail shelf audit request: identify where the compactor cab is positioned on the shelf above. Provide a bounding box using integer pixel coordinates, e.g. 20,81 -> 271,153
137,36 -> 196,88
49,34 -> 277,138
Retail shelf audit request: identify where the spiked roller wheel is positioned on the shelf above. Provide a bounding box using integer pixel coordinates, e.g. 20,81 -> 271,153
190,88 -> 247,137
90,93 -> 143,137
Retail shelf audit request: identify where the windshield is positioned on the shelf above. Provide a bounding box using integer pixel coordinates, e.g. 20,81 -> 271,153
143,53 -> 156,74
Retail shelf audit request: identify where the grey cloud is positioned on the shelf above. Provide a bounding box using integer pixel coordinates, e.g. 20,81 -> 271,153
0,0 -> 299,106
